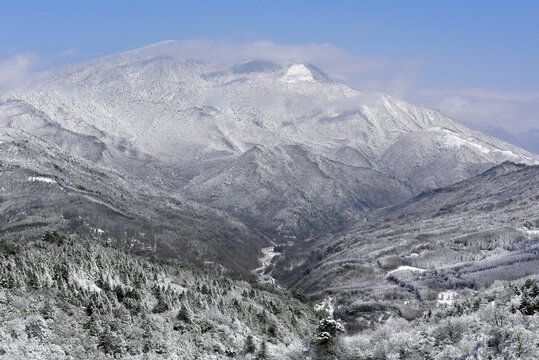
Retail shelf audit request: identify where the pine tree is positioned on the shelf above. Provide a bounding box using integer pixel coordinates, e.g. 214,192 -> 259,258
244,334 -> 256,354
256,340 -> 268,360
314,317 -> 345,359
177,306 -> 191,324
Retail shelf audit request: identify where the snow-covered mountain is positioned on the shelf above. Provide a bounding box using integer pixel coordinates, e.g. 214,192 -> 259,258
0,128 -> 272,276
273,161 -> 539,328
478,125 -> 539,155
1,40 -> 537,242
183,144 -> 413,239
2,41 -> 539,360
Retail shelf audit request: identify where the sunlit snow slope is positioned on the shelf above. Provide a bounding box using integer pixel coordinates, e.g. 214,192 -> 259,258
1,41 -> 537,241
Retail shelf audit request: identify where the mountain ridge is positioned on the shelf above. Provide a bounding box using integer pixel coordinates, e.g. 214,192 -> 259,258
272,161 -> 539,326
0,41 -> 537,268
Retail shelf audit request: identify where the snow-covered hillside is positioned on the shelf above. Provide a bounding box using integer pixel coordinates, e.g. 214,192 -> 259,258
0,40 -> 537,240
2,41 -> 535,172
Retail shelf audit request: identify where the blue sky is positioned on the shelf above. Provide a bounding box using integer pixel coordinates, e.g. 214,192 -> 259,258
1,0 -> 538,132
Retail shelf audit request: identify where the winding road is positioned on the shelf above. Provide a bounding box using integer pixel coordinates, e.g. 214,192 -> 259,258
253,246 -> 281,285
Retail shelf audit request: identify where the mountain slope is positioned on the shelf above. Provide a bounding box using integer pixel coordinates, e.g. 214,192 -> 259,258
2,41 -> 536,185
0,41 -> 537,268
273,162 -> 539,330
184,144 -> 413,240
479,125 -> 539,155
0,128 -> 270,277
0,234 -> 316,359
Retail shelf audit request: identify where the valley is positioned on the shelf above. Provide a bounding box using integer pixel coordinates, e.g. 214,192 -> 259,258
0,41 -> 537,359
273,162 -> 539,330
253,246 -> 282,285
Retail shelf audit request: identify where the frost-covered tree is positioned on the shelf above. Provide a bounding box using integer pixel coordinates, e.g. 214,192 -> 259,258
244,334 -> 256,354
314,317 -> 345,359
0,235 -> 317,359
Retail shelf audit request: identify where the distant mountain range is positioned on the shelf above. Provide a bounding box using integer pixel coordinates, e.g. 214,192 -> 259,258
0,40 -> 537,271
476,125 -> 539,155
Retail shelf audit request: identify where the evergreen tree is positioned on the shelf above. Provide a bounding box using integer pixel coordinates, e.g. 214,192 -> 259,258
244,334 -> 256,354
256,340 -> 268,360
314,317 -> 345,359
177,306 -> 191,324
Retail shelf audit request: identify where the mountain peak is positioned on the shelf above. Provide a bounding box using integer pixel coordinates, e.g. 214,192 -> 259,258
281,63 -> 317,83
230,60 -> 282,74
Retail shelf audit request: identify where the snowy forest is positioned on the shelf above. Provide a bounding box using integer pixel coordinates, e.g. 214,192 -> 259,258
0,232 -> 537,359
1,15 -> 539,359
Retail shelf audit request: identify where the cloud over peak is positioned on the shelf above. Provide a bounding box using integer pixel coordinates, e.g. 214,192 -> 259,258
1,39 -> 537,134
0,52 -> 38,94
133,39 -> 390,82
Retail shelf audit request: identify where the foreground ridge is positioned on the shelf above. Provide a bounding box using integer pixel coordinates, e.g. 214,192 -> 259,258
0,234 -> 316,359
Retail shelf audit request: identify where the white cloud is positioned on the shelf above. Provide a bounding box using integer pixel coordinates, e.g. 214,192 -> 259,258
1,40 -> 536,133
0,53 -> 39,94
118,39 -> 539,132
56,48 -> 80,58
411,88 -> 539,132
136,39 -> 391,84
384,59 -> 423,99
418,88 -> 539,103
